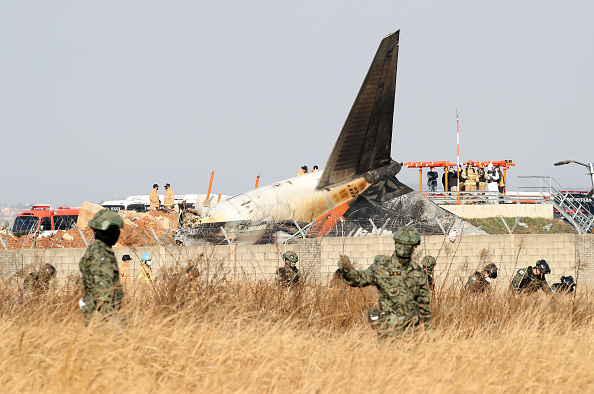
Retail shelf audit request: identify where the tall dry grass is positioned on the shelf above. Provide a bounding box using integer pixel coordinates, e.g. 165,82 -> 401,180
1,263 -> 593,393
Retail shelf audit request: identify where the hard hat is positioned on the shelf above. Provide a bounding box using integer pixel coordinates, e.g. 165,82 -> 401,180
88,209 -> 124,231
283,251 -> 298,265
421,256 -> 436,269
141,253 -> 151,262
535,259 -> 551,274
392,226 -> 421,245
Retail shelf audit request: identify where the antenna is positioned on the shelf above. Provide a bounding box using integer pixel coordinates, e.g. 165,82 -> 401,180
455,109 -> 461,204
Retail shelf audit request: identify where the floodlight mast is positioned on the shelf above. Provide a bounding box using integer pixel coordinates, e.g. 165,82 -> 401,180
554,160 -> 594,198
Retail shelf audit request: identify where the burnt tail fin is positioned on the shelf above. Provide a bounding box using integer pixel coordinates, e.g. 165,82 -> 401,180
317,30 -> 399,189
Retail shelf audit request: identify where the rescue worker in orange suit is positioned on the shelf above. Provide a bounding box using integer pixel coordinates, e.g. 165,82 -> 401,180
119,254 -> 131,290
297,166 -> 308,176
149,184 -> 160,210
462,162 -> 478,192
164,183 -> 175,209
477,164 -> 486,192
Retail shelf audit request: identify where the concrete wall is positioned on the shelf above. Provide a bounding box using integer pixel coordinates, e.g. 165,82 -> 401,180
2,233 -> 592,287
441,203 -> 553,219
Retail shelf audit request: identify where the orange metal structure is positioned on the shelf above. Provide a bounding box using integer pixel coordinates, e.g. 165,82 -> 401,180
404,160 -> 515,195
206,171 -> 214,201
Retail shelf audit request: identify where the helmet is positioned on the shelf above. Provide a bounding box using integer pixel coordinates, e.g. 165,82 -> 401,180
88,209 -> 123,231
535,259 -> 551,274
186,265 -> 200,279
484,263 -> 498,279
43,264 -> 56,278
283,251 -> 298,265
421,256 -> 436,269
561,275 -> 575,286
141,253 -> 151,263
392,226 -> 421,245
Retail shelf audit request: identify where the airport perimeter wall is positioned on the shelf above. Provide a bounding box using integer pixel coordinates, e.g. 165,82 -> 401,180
441,203 -> 553,219
1,233 -> 593,287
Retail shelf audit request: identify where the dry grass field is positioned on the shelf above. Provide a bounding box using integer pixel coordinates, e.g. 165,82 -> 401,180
1,265 -> 593,393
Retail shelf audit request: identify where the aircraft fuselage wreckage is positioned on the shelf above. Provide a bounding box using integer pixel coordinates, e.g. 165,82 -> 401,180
176,30 -> 484,245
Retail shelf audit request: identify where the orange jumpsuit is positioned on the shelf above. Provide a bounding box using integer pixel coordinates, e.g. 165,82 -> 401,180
164,188 -> 175,209
149,188 -> 160,210
118,261 -> 130,290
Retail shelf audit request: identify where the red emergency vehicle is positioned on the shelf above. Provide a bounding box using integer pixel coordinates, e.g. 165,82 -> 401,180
12,205 -> 79,237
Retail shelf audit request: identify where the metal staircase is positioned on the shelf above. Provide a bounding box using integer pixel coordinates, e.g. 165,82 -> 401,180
518,176 -> 594,234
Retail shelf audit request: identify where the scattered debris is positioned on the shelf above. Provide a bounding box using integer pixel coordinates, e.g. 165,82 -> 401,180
449,228 -> 457,242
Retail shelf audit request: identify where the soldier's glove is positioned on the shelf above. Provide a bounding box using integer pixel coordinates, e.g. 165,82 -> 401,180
338,255 -> 353,273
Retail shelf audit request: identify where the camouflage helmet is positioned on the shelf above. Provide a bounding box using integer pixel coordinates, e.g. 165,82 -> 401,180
421,256 -> 436,269
283,251 -> 298,265
392,226 -> 421,245
88,209 -> 124,231
43,263 -> 57,278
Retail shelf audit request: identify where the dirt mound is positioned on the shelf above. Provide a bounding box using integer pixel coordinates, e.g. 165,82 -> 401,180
3,204 -> 179,250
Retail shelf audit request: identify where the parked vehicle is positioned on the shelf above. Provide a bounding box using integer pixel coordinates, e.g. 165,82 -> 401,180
101,198 -> 149,213
12,205 -> 79,237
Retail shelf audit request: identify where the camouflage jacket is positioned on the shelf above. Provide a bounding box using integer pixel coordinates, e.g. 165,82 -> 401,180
424,268 -> 434,291
22,273 -> 39,291
464,271 -> 490,293
551,282 -> 575,294
79,239 -> 123,323
511,266 -> 551,293
275,265 -> 301,287
342,253 -> 431,332
23,272 -> 52,294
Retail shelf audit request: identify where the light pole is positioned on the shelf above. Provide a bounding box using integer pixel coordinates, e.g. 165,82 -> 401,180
554,160 -> 594,198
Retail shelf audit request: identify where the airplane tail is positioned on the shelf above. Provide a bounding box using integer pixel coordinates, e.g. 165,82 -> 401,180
317,30 -> 400,189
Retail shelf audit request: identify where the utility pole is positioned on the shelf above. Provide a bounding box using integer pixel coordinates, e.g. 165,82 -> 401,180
456,109 -> 461,204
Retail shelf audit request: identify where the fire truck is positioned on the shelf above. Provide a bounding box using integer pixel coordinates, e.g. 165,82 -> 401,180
12,205 -> 79,237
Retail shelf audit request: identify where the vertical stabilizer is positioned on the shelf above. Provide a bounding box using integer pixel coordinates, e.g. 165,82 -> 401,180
317,30 -> 400,189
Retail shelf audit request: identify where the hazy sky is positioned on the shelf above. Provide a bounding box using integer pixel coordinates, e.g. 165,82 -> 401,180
2,1 -> 594,207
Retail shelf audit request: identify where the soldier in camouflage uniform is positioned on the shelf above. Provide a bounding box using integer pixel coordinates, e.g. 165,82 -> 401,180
338,226 -> 431,338
22,263 -> 56,294
464,263 -> 498,293
421,256 -> 436,291
551,275 -> 576,294
79,209 -> 124,325
275,251 -> 301,288
183,265 -> 200,283
510,259 -> 552,294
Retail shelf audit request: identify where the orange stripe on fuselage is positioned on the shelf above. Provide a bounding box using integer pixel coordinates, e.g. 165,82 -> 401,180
311,201 -> 351,237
